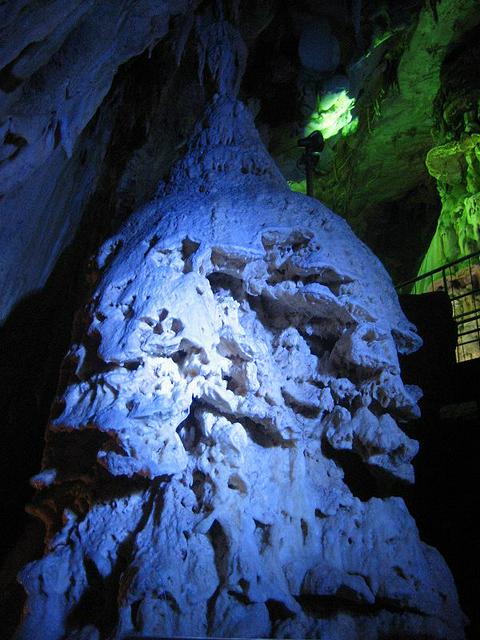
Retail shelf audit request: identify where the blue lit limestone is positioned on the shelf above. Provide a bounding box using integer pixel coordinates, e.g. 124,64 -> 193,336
17,97 -> 465,640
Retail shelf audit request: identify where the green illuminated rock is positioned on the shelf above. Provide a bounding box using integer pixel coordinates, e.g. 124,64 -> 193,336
413,135 -> 480,290
303,77 -> 357,141
280,0 -> 480,282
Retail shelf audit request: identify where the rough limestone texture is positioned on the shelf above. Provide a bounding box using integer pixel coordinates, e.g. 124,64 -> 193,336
16,97 -> 465,640
414,134 -> 480,360
0,0 -> 194,323
420,134 -> 480,276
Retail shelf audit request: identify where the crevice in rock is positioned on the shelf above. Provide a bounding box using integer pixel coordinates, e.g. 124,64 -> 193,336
75,331 -> 119,380
181,237 -> 201,272
227,589 -> 252,605
66,480 -> 160,638
300,330 -> 337,359
300,517 -> 309,544
0,63 -> 23,92
130,599 -> 142,631
296,593 -> 426,619
208,519 -> 230,587
238,416 -> 288,448
282,389 -> 321,419
253,519 -> 271,551
321,439 -> 383,500
42,428 -> 125,486
207,271 -> 245,299
68,556 -> 108,633
191,469 -> 215,514
2,131 -> 27,160
227,474 -> 248,494
206,586 -> 222,635
266,598 -> 295,624
176,405 -> 201,452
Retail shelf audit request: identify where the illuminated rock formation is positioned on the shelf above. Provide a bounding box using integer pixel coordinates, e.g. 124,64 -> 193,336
420,134 -> 480,275
0,0 -> 194,323
15,95 -> 465,640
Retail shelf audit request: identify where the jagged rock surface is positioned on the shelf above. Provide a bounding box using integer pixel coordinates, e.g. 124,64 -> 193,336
17,97 -> 465,640
0,0 -> 195,323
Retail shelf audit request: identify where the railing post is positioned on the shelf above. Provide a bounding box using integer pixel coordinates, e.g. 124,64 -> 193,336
442,266 -> 448,294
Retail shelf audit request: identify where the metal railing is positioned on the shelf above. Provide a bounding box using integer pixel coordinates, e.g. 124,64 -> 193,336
396,250 -> 480,363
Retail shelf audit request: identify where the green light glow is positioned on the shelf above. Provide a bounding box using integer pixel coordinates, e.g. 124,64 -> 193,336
372,31 -> 394,49
415,134 -> 480,291
288,180 -> 307,193
341,116 -> 359,137
304,89 -> 356,140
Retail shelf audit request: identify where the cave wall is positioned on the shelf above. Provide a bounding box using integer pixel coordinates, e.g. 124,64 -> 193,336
0,0 -> 197,324
244,0 -> 480,282
419,23 -> 480,276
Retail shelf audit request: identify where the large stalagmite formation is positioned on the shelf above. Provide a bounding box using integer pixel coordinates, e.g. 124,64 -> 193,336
16,95 -> 465,640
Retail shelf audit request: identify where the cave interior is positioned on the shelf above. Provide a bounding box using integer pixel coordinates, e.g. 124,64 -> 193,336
0,1 -> 479,639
